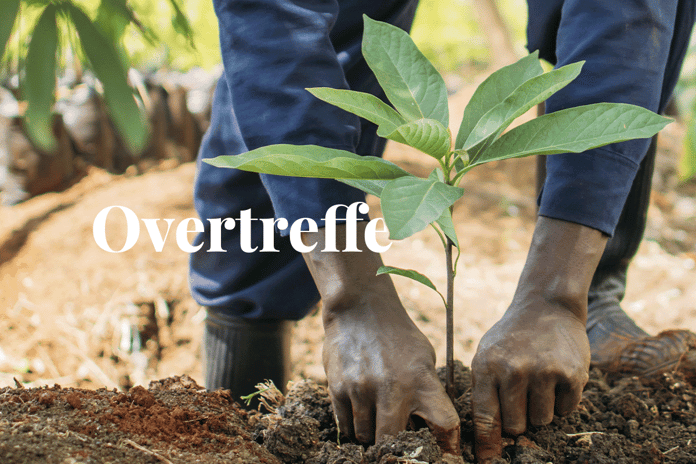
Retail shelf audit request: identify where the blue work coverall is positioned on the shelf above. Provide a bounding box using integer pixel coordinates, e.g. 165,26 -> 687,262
190,0 -> 695,320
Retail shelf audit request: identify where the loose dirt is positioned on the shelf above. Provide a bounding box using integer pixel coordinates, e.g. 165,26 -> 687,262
3,364 -> 696,463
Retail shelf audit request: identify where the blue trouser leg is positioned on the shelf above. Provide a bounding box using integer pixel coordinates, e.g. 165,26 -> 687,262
189,0 -> 418,320
528,0 -> 695,236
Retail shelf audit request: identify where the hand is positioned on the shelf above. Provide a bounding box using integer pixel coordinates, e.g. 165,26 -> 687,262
302,223 -> 460,454
471,216 -> 607,463
471,297 -> 590,462
322,291 -> 460,453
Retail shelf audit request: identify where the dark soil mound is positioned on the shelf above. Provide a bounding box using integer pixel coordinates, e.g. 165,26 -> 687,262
2,365 -> 696,463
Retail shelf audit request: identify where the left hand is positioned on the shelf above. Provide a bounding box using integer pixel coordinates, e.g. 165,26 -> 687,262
471,294 -> 590,462
471,216 -> 607,463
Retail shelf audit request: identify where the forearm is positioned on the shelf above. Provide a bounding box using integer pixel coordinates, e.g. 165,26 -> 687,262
301,222 -> 403,320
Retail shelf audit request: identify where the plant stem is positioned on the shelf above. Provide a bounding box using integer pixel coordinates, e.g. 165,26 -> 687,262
445,233 -> 455,400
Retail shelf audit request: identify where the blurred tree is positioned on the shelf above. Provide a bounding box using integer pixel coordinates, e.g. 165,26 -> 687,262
470,0 -> 519,68
0,0 -> 202,154
411,0 -> 527,74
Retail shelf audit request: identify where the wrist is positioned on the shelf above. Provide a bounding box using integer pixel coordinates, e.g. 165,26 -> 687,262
301,223 -> 402,318
513,216 -> 608,320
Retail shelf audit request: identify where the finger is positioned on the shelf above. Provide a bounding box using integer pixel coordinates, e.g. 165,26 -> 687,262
351,394 -> 376,444
499,377 -> 528,435
472,375 -> 503,463
374,394 -> 410,441
329,389 -> 354,440
527,381 -> 555,426
554,380 -> 584,417
411,382 -> 461,456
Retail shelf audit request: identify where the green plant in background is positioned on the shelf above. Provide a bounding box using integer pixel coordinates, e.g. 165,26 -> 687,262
675,50 -> 696,181
205,16 -> 671,397
668,35 -> 696,182
119,0 -> 220,70
682,126 -> 696,181
0,0 -> 197,154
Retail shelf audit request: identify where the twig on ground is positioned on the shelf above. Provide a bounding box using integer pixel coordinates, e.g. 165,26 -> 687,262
60,430 -> 88,442
566,431 -> 604,437
124,439 -> 174,463
663,446 -> 680,455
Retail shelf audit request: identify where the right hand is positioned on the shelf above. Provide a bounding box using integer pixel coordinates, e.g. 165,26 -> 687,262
322,290 -> 461,453
302,222 -> 460,454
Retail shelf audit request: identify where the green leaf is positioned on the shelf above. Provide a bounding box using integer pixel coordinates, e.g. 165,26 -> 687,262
338,178 -> 389,197
453,149 -> 470,167
205,144 -> 411,179
65,2 -> 149,153
456,51 -> 543,149
463,62 -> 583,153
362,16 -> 449,126
385,119 -> 451,159
97,0 -> 157,45
427,167 -> 445,182
23,4 -> 58,152
377,265 -> 445,304
0,0 -> 20,61
425,168 -> 458,247
167,0 -> 195,48
474,103 -> 672,167
381,176 -> 464,240
307,87 -> 406,136
435,208 -> 459,249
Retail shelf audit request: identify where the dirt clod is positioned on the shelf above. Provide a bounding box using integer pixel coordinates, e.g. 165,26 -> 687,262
129,385 -> 156,408
65,392 -> 82,409
365,428 -> 442,463
38,391 -> 55,406
264,414 -> 322,463
307,442 -> 366,464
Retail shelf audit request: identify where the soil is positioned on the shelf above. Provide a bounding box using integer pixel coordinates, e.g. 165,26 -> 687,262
3,364 -> 696,463
1,73 -> 695,462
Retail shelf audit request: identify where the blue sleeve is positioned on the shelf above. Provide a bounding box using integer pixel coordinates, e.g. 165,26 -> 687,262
528,0 -> 691,235
212,0 -> 366,227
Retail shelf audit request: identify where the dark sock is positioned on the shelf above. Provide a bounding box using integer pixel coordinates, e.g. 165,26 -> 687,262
204,309 -> 292,407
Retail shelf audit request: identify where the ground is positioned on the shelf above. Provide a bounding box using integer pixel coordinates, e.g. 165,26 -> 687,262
3,363 -> 696,463
0,85 -> 695,462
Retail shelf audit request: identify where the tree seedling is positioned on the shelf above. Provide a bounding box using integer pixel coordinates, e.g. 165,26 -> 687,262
205,16 -> 671,398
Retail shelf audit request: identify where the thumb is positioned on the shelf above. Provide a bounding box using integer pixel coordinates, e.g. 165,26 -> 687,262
412,379 -> 461,455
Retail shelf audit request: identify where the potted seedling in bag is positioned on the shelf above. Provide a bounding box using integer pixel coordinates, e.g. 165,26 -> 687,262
205,16 -> 671,398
